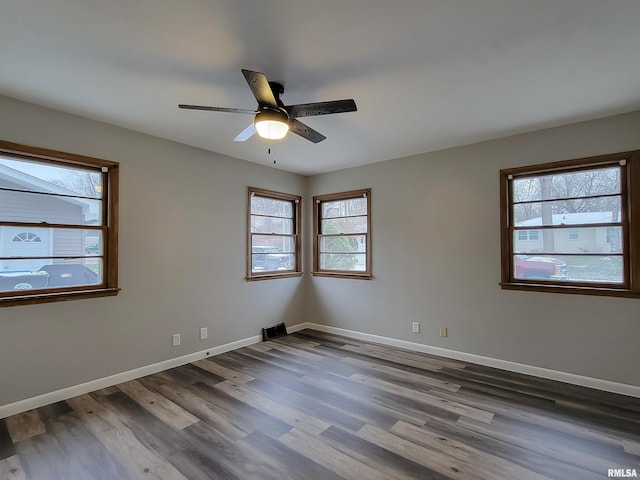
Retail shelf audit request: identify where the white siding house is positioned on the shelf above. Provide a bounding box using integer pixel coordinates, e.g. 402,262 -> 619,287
0,164 -> 91,272
515,212 -> 621,254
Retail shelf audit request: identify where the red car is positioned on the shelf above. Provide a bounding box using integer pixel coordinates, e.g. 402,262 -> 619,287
514,255 -> 568,280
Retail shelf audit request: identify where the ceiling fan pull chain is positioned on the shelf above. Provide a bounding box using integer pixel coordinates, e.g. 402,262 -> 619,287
267,146 -> 277,166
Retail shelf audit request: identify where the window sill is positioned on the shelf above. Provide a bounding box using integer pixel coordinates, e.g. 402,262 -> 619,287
246,272 -> 303,282
0,288 -> 120,307
312,271 -> 372,280
500,282 -> 640,298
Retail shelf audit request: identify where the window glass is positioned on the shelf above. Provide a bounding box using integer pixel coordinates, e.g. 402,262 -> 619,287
501,152 -> 638,296
248,189 -> 301,279
0,141 -> 118,305
512,166 -> 620,202
313,189 -> 371,278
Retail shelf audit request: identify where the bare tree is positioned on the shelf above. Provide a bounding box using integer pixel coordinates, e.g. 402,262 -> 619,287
50,171 -> 102,198
540,176 -> 555,253
514,167 -> 619,222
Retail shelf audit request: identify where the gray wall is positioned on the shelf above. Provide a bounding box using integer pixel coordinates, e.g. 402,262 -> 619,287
1,93 -> 639,409
306,110 -> 640,388
0,95 -> 307,406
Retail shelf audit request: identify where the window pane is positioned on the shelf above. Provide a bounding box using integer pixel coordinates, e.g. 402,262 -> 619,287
251,236 -> 295,253
0,227 -> 103,260
513,166 -> 620,202
247,189 -> 301,280
314,189 -> 370,278
0,259 -> 102,292
513,254 -> 622,284
251,253 -> 294,272
251,216 -> 293,234
513,226 -> 623,254
0,189 -> 102,225
82,231 -> 103,256
322,198 -> 367,218
0,156 -> 102,198
320,253 -> 366,271
250,196 -> 293,218
321,216 -> 367,234
513,197 -> 621,226
319,235 -> 366,253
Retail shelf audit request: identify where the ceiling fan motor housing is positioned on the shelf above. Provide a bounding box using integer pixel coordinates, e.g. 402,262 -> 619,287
268,81 -> 285,105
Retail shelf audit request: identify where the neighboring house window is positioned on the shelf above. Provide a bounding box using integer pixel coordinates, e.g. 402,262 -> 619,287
247,187 -> 301,280
518,230 -> 540,241
0,140 -> 119,306
500,150 -> 640,297
606,227 -> 621,251
313,188 -> 371,279
12,232 -> 42,243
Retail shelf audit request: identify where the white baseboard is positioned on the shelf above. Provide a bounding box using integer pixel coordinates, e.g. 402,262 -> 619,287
299,323 -> 640,398
1,322 -> 307,419
3,320 -> 637,419
286,323 -> 309,334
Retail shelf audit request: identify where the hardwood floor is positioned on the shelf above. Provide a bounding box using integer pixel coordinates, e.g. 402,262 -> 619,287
1,329 -> 639,479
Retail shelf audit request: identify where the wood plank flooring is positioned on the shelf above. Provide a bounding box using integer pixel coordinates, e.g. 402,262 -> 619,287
1,329 -> 639,479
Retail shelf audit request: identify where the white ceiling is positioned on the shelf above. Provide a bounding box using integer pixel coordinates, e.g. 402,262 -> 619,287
1,1 -> 639,176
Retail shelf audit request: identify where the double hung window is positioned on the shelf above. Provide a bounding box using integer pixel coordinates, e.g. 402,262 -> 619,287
313,188 -> 371,279
248,187 -> 301,280
500,151 -> 640,297
0,141 -> 119,306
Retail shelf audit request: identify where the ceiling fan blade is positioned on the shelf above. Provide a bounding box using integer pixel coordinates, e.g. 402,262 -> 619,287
289,119 -> 326,143
241,69 -> 278,108
233,123 -> 256,142
287,99 -> 357,118
179,104 -> 256,114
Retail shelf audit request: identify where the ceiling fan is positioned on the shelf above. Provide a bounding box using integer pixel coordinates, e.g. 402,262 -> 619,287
179,69 -> 357,143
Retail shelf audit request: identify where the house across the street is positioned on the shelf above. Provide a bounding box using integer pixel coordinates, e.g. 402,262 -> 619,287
514,212 -> 622,254
0,163 -> 99,290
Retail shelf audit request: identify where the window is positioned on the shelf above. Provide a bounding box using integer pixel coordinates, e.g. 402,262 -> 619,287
12,232 -> 42,243
313,188 -> 371,279
606,227 -> 620,245
0,140 -> 119,306
247,187 -> 301,280
518,230 -> 540,241
500,150 -> 640,297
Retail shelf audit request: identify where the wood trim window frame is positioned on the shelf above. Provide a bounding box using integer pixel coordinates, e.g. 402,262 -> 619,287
500,150 -> 640,298
312,188 -> 372,280
0,140 -> 120,307
247,187 -> 302,281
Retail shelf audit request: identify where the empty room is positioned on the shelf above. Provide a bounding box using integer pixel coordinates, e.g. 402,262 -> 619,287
1,1 -> 639,479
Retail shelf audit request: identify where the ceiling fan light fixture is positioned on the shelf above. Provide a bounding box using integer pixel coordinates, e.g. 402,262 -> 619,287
254,109 -> 290,140
179,69 -> 356,143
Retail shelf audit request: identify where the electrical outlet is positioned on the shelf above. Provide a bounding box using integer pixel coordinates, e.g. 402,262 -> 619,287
200,327 -> 208,340
440,326 -> 448,337
412,322 -> 420,333
172,333 -> 181,346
